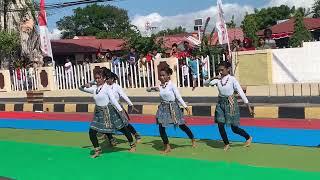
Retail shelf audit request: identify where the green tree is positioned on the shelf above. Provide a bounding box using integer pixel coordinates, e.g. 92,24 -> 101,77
289,11 -> 312,47
56,4 -> 134,39
241,13 -> 259,45
226,15 -> 236,28
254,5 -> 295,30
312,0 -> 320,18
295,7 -> 312,17
155,26 -> 187,36
241,5 -> 295,38
0,31 -> 20,69
124,32 -> 164,55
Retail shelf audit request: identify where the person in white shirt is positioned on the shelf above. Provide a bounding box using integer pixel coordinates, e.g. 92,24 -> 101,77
105,71 -> 142,144
79,69 -> 136,158
147,67 -> 196,154
204,61 -> 253,151
181,60 -> 189,86
64,58 -> 73,89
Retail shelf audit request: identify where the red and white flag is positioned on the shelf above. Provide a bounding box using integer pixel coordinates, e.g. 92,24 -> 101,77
215,0 -> 229,45
38,0 -> 53,63
216,0 -> 232,60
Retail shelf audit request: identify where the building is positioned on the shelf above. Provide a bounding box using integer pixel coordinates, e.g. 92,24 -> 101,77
51,36 -> 125,65
257,18 -> 320,48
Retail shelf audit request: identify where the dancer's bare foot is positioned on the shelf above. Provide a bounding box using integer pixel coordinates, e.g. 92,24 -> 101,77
161,144 -> 172,154
128,147 -> 136,152
244,137 -> 253,147
91,148 -> 101,158
128,143 -> 136,152
224,144 -> 230,152
191,139 -> 197,148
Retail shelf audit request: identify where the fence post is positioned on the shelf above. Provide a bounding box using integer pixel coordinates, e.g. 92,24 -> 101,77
0,70 -> 12,92
36,67 -> 56,91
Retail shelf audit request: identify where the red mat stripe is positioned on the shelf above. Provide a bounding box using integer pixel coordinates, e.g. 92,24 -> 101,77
0,112 -> 320,129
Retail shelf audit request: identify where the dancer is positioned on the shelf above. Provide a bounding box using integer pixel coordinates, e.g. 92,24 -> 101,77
106,72 -> 142,143
204,61 -> 253,151
147,67 -> 196,154
79,69 -> 136,158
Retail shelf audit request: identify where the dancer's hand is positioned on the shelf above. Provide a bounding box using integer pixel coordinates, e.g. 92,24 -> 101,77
185,107 -> 191,116
84,83 -> 91,88
211,75 -> 221,80
246,104 -> 254,116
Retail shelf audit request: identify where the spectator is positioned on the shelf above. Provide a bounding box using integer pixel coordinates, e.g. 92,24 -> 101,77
200,55 -> 209,80
170,43 -> 179,57
152,49 -> 162,61
96,52 -> 104,62
145,51 -> 153,63
64,58 -> 73,89
127,47 -> 138,65
256,37 -> 271,50
231,39 -> 241,52
105,49 -> 112,62
127,47 -> 138,87
264,28 -> 276,49
112,53 -> 121,76
181,60 -> 189,87
187,55 -> 199,91
182,41 -> 192,57
239,38 -> 255,51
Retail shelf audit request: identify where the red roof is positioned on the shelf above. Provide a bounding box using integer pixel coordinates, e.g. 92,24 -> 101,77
157,33 -> 196,50
211,28 -> 244,45
51,39 -> 124,54
73,36 -> 97,39
257,18 -> 320,37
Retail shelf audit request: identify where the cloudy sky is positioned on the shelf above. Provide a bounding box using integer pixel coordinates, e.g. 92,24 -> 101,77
45,0 -> 316,39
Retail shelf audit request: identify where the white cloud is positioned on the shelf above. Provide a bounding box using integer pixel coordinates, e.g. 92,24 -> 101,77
267,0 -> 314,9
49,28 -> 62,40
131,0 -> 316,36
131,3 -> 254,35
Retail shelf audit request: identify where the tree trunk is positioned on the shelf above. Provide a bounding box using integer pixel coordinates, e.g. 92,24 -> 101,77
1,0 -> 43,69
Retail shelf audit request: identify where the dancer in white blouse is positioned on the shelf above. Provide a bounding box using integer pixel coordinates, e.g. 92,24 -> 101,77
147,67 -> 196,154
79,69 -> 136,158
105,72 -> 142,143
204,61 -> 253,151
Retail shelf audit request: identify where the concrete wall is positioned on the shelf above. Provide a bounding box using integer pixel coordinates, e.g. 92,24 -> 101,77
234,50 -> 273,86
272,42 -> 320,84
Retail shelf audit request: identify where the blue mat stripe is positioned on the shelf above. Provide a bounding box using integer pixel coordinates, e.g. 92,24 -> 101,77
0,119 -> 319,147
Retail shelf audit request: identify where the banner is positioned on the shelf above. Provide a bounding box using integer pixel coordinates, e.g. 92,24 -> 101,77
38,0 -> 54,64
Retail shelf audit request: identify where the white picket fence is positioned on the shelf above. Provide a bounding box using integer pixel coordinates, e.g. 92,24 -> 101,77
9,55 -> 221,91
10,68 -> 39,91
54,61 -> 157,90
55,64 -> 93,90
